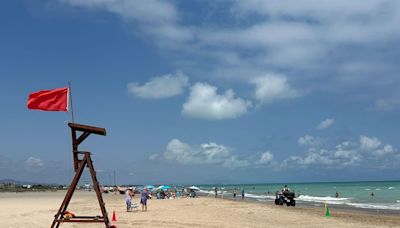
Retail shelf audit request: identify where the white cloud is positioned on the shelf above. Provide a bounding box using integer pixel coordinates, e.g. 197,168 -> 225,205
162,139 -> 249,169
127,72 -> 188,99
251,74 -> 300,104
373,99 -> 399,112
231,0 -> 400,45
61,0 -> 400,51
25,157 -> 44,171
287,135 -> 398,168
298,135 -> 320,147
148,153 -> 162,160
288,148 -> 336,166
200,142 -> 231,163
333,141 -> 361,166
199,0 -> 400,71
291,140 -> 349,167
59,0 -> 400,107
287,141 -> 362,168
61,0 -> 178,23
61,0 -> 193,44
317,118 -> 335,130
257,151 -> 274,164
334,148 -> 356,159
223,157 -> 251,169
360,135 -> 382,151
374,144 -> 395,156
360,135 -> 396,157
163,139 -> 192,164
182,83 -> 251,120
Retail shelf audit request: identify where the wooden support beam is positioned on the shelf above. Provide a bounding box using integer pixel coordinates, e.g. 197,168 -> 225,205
76,132 -> 91,146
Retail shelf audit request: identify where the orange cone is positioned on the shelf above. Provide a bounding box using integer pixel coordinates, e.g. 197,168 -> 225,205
112,210 -> 117,222
109,210 -> 117,228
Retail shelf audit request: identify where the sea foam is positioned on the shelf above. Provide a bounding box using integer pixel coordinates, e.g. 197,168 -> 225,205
297,195 -> 351,205
347,203 -> 400,210
245,193 -> 275,200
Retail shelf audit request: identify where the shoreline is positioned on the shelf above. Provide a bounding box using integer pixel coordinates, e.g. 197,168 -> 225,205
198,191 -> 400,216
195,193 -> 400,227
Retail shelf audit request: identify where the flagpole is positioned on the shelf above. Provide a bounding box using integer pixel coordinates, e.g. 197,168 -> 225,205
68,82 -> 75,123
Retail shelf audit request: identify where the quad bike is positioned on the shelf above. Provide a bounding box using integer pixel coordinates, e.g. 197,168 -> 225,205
275,191 -> 296,206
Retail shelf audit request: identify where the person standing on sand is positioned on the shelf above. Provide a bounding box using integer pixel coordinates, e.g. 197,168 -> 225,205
214,187 -> 218,198
241,188 -> 245,199
125,189 -> 133,212
233,189 -> 236,199
140,188 -> 149,212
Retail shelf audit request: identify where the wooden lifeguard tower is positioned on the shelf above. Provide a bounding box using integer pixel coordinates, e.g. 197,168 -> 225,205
51,123 -> 112,228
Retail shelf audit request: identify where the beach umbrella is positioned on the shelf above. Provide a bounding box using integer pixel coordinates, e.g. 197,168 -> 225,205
157,185 -> 171,190
145,185 -> 155,189
188,186 -> 200,191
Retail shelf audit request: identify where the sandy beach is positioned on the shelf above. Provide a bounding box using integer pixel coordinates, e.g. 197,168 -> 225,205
0,191 -> 399,228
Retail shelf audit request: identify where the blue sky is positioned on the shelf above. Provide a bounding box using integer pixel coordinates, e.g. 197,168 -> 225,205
1,0 -> 400,185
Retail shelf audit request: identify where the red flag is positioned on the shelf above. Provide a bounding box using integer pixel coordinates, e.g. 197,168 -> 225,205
27,87 -> 68,112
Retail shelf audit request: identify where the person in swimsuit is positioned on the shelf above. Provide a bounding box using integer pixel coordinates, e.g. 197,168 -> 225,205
140,188 -> 149,211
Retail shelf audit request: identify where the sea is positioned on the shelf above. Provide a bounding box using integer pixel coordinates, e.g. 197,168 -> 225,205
197,181 -> 400,211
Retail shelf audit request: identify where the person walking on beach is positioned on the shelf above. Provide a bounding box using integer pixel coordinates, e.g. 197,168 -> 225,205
233,189 -> 236,199
214,187 -> 218,198
241,188 -> 245,200
125,189 -> 133,212
140,188 -> 149,212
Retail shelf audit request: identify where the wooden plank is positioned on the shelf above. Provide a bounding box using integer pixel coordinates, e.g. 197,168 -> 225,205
68,122 -> 106,136
55,220 -> 105,223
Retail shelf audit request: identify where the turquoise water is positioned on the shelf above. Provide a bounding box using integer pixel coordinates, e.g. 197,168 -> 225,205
197,181 -> 400,210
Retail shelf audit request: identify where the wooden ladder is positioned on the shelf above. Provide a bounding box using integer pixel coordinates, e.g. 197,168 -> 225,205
50,152 -> 111,228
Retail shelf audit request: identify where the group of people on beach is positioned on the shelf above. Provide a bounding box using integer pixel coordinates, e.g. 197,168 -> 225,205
125,184 -> 381,213
214,187 -> 245,199
124,187 -> 199,212
125,188 -> 150,212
